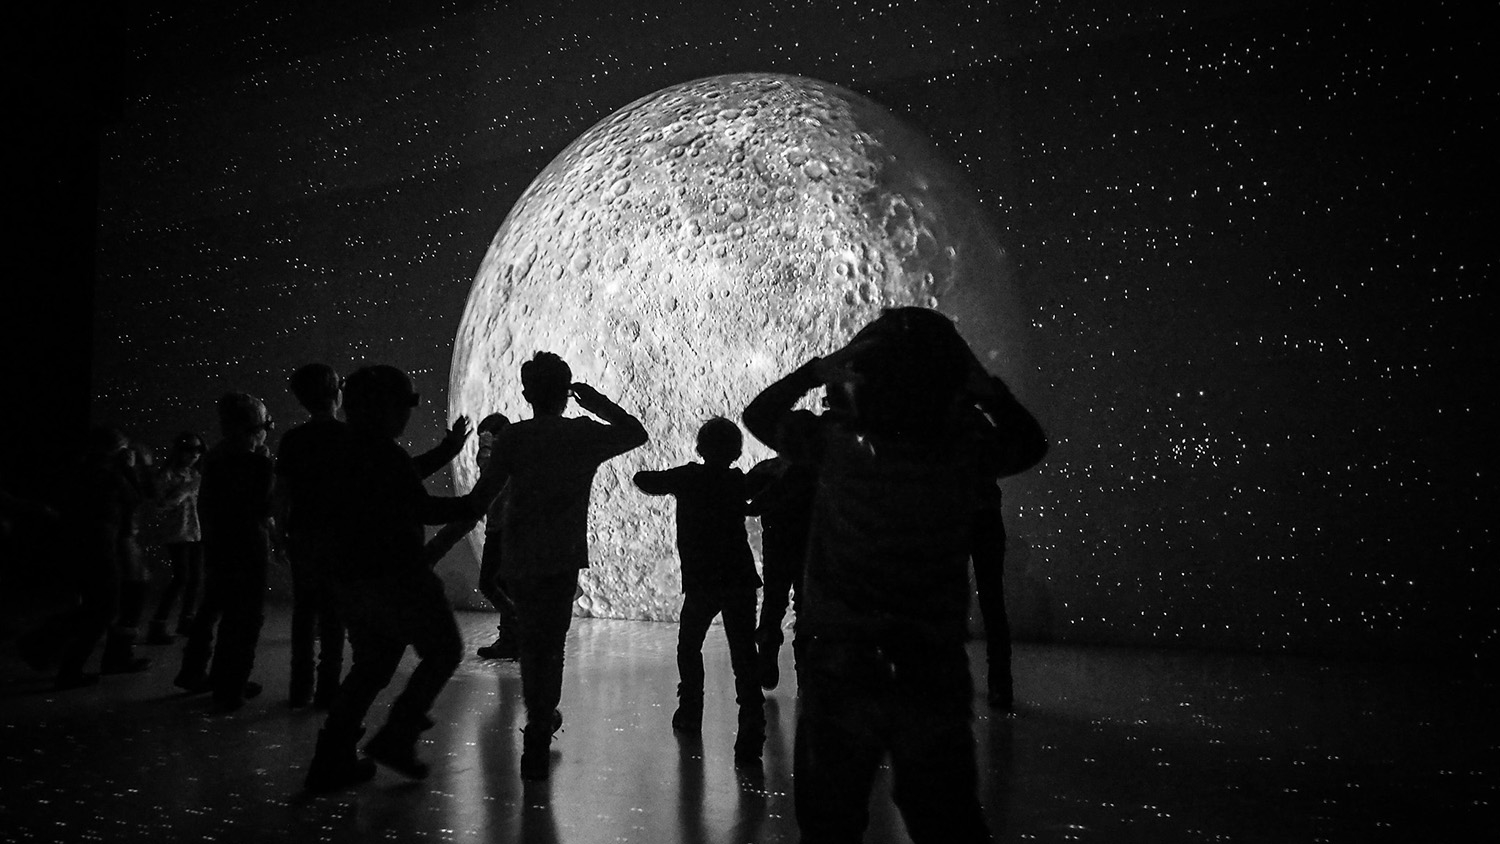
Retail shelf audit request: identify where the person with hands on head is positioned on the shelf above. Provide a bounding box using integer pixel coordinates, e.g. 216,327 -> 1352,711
742,307 -> 1046,844
481,352 -> 648,781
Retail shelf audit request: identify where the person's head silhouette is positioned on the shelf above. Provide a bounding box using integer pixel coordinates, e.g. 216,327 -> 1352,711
521,352 -> 571,416
477,413 -> 511,435
841,307 -> 970,438
342,365 -> 420,439
476,412 -> 511,458
217,392 -> 273,448
695,417 -> 743,467
290,363 -> 341,415
170,431 -> 206,468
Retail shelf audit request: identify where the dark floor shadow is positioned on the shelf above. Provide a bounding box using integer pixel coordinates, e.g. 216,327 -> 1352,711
979,707 -> 1016,841
676,731 -> 710,844
729,762 -> 769,843
484,670 -> 564,844
519,778 -> 563,844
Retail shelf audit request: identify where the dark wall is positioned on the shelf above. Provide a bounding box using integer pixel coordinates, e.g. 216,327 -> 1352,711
2,7 -> 123,502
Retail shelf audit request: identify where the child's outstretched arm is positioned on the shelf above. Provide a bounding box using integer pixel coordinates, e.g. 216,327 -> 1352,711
632,466 -> 685,496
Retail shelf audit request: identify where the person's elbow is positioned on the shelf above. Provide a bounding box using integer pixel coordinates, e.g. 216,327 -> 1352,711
622,420 -> 649,450
741,407 -> 777,451
994,431 -> 1048,478
1016,437 -> 1048,475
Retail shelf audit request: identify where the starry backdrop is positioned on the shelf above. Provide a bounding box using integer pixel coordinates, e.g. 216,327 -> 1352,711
78,1 -> 1491,665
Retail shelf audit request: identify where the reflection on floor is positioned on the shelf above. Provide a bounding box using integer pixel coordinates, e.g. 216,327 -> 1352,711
1,605 -> 1494,843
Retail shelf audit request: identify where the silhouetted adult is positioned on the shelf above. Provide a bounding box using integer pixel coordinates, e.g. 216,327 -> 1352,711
634,416 -> 766,765
422,412 -> 516,660
176,393 -> 276,712
143,431 -> 205,644
744,453 -> 816,690
303,365 -> 498,793
743,307 -> 1047,844
482,351 -> 647,780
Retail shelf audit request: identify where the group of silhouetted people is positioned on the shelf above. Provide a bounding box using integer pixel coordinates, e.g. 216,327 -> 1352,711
3,305 -> 1045,843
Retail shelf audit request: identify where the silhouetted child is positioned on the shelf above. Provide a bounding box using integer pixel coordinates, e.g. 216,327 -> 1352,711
144,431 -> 205,644
482,351 -> 647,780
275,363 -> 352,709
743,307 -> 1047,844
303,365 -> 498,793
176,393 -> 276,712
744,453 -> 816,691
423,412 -> 517,660
20,427 -> 156,687
634,417 -> 766,765
278,363 -> 472,710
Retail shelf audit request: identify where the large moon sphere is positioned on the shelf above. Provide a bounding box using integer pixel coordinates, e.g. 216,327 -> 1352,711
450,73 -> 1019,620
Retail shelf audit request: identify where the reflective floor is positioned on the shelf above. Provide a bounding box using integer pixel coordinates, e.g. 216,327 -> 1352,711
1,606 -> 1494,843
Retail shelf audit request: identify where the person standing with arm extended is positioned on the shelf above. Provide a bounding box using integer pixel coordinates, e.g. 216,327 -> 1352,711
302,365 -> 499,793
633,417 -> 766,765
278,364 -> 472,710
483,352 -> 648,781
422,412 -> 517,660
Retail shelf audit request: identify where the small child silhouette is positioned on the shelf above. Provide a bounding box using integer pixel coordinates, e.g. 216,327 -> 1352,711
633,417 -> 766,765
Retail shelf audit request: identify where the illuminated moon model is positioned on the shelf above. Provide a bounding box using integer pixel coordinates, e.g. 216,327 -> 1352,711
450,73 -> 1018,621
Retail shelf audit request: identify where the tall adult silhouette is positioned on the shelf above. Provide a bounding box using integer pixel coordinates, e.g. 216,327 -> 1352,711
743,307 -> 1046,844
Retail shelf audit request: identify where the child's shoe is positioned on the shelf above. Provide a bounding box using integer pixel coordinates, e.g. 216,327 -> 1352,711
733,706 -> 766,766
365,718 -> 431,779
304,726 -> 377,794
476,625 -> 519,660
519,710 -> 562,781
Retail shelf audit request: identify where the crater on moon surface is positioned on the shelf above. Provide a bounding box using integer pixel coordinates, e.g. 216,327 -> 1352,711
450,73 -> 1018,621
